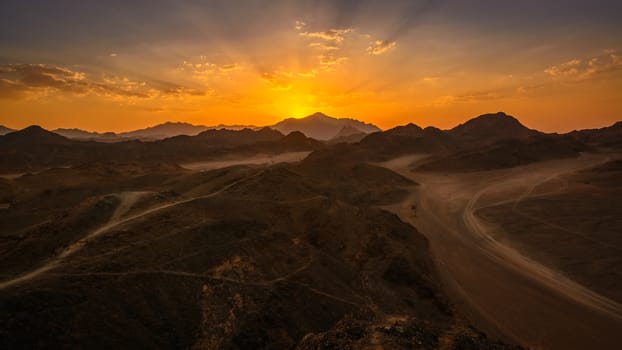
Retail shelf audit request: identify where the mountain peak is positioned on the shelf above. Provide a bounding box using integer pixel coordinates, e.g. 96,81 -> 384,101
450,112 -> 538,141
1,125 -> 70,145
307,112 -> 331,119
22,125 -> 46,132
158,121 -> 195,127
272,112 -> 380,140
470,112 -> 520,123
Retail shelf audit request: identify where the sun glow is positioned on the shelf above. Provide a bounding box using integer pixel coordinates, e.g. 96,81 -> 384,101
278,92 -> 319,119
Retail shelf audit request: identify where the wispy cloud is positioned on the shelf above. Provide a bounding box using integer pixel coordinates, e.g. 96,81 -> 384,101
308,42 -> 340,51
367,40 -> 397,55
545,50 -> 622,79
299,28 -> 353,44
261,71 -> 293,91
178,59 -> 243,80
294,20 -> 306,30
318,55 -> 349,71
0,63 -> 206,100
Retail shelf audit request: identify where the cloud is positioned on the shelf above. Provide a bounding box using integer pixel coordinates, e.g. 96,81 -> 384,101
219,63 -> 242,72
299,29 -> 353,44
178,59 -> 243,80
261,71 -> 293,91
296,70 -> 318,78
295,20 -> 306,30
545,51 -> 622,79
308,42 -> 340,51
318,55 -> 349,71
0,63 -> 206,100
544,59 -> 582,77
422,76 -> 440,84
367,40 -> 397,55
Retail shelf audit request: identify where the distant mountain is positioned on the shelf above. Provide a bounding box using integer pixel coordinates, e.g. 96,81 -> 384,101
52,122 -> 261,142
52,128 -> 107,140
327,125 -> 368,144
0,125 -> 71,147
272,112 -> 381,141
449,112 -> 540,143
118,122 -> 210,140
0,125 -> 15,135
0,125 -> 323,173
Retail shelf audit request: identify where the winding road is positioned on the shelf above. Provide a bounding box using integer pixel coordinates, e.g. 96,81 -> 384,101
0,170 -> 263,291
381,153 -> 622,350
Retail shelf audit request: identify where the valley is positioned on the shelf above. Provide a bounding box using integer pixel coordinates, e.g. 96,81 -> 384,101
1,112 -> 621,349
380,153 -> 622,350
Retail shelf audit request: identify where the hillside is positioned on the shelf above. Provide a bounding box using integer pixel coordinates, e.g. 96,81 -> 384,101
0,126 -> 323,173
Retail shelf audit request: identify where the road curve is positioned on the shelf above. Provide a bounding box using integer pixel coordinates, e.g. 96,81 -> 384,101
0,170 -> 263,291
381,153 -> 622,350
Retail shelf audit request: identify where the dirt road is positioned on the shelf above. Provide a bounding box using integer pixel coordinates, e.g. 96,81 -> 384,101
0,171 -> 262,291
381,153 -> 622,350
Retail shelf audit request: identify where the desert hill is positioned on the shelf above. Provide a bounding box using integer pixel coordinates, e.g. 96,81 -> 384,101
0,126 -> 323,173
2,112 -> 619,174
351,112 -> 613,171
0,125 -> 71,146
448,112 -> 540,143
0,155 -> 520,349
569,121 -> 622,148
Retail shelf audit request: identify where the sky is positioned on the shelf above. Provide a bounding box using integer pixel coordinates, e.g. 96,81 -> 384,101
1,0 -> 621,132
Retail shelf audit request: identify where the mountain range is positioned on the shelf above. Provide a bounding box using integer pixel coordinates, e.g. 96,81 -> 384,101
1,112 -> 620,174
0,112 -> 381,142
1,111 -> 621,349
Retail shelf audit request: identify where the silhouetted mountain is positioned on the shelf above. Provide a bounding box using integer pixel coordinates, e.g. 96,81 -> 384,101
193,127 -> 283,145
272,112 -> 381,140
277,131 -> 325,150
360,124 -> 455,159
54,122 -> 260,142
0,126 -> 15,135
449,112 -> 540,143
569,121 -> 622,148
0,125 -> 71,147
417,133 -> 588,172
53,128 -> 114,141
0,126 -> 322,173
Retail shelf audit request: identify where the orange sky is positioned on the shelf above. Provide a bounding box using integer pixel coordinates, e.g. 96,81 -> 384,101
1,1 -> 621,133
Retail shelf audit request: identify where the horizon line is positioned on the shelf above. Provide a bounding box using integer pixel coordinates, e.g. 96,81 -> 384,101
1,111 -> 620,135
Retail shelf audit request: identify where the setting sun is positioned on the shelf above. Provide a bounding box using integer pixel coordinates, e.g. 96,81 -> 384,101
1,1 -> 621,132
2,2 -> 622,349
